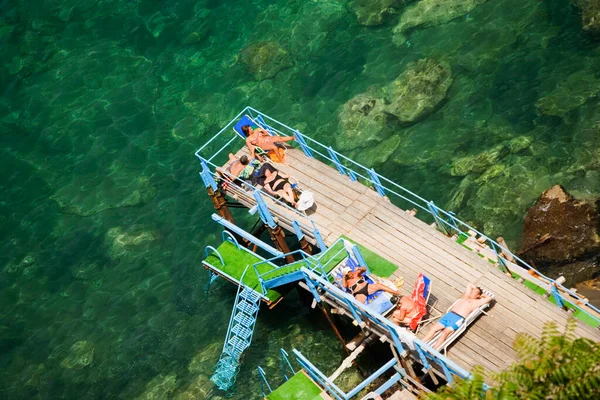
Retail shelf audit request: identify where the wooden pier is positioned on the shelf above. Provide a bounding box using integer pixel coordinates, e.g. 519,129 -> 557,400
226,147 -> 600,375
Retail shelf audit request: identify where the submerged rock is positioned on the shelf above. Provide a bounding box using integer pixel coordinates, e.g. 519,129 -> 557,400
349,0 -> 404,26
573,0 -> 600,34
395,0 -> 490,33
135,373 -> 178,400
106,226 -> 157,258
519,185 -> 600,265
60,341 -> 95,370
535,70 -> 600,118
239,41 -> 293,81
52,176 -> 155,217
383,58 -> 453,124
450,144 -> 509,176
336,90 -> 392,151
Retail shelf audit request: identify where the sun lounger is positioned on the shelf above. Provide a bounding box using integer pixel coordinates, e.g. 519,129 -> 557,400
405,273 -> 441,333
425,289 -> 494,354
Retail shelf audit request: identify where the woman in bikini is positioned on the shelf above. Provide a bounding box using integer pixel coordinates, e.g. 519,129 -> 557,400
241,125 -> 295,161
263,168 -> 297,207
342,266 -> 400,304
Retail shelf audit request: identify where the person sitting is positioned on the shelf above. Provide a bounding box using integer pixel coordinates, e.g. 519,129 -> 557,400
390,296 -> 420,326
421,283 -> 492,349
241,125 -> 295,162
342,266 -> 400,304
225,153 -> 249,177
263,167 -> 297,207
216,153 -> 250,189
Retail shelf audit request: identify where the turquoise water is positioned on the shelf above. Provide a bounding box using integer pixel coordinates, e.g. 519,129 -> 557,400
2,0 -> 600,398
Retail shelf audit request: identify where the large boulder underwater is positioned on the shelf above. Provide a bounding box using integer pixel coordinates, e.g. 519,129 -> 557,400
336,58 -> 453,152
573,0 -> 600,34
239,41 -> 293,81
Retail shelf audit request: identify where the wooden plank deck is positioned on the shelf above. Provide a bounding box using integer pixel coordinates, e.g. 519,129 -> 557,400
225,148 -> 600,374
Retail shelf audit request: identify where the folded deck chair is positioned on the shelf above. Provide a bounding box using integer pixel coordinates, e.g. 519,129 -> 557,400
426,289 -> 494,354
233,115 -> 287,163
330,257 -> 396,315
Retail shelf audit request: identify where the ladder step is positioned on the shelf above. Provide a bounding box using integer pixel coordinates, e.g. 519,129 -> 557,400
240,288 -> 261,302
231,324 -> 253,340
237,300 -> 259,315
228,336 -> 249,356
234,312 -> 255,327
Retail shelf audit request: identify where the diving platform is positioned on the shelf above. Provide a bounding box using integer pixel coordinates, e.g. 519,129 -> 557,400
195,107 -> 600,398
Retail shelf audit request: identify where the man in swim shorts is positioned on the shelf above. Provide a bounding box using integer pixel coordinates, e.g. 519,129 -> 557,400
421,282 -> 492,350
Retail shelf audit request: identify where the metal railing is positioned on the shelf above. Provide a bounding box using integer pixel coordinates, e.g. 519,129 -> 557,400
195,106 -> 600,323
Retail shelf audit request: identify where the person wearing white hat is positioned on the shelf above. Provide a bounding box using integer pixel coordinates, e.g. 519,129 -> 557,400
342,266 -> 400,304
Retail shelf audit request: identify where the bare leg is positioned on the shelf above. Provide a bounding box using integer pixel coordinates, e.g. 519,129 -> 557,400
391,310 -> 410,325
278,185 -> 296,206
368,282 -> 399,296
421,322 -> 445,343
433,328 -> 453,350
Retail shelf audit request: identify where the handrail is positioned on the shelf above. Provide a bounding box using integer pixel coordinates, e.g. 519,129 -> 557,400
194,107 -> 600,322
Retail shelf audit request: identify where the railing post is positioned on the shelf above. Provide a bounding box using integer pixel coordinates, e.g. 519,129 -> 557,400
253,190 -> 277,229
304,276 -> 321,304
414,342 -> 431,371
257,366 -> 272,397
388,327 -> 405,356
280,349 -> 296,381
439,359 -> 453,384
368,169 -> 386,196
293,220 -> 313,254
200,159 -> 218,191
294,130 -> 313,158
347,169 -> 358,182
427,201 -> 450,236
313,224 -> 327,252
551,283 -> 566,310
344,298 -> 364,327
350,244 -> 368,271
490,242 -> 509,273
327,146 -> 346,176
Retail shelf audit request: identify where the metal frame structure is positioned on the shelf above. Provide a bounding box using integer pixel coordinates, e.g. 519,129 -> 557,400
194,106 -> 600,324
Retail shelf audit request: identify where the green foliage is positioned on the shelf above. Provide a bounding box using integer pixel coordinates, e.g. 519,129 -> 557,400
425,319 -> 600,400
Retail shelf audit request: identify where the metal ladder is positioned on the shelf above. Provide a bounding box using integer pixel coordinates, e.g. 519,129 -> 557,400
211,281 -> 262,391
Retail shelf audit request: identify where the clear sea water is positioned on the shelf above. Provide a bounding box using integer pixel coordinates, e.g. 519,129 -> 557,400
2,0 -> 600,398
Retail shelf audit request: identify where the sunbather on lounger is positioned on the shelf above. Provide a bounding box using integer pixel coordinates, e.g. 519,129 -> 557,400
421,283 -> 492,349
242,124 -> 295,162
342,266 -> 400,304
263,168 -> 297,207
